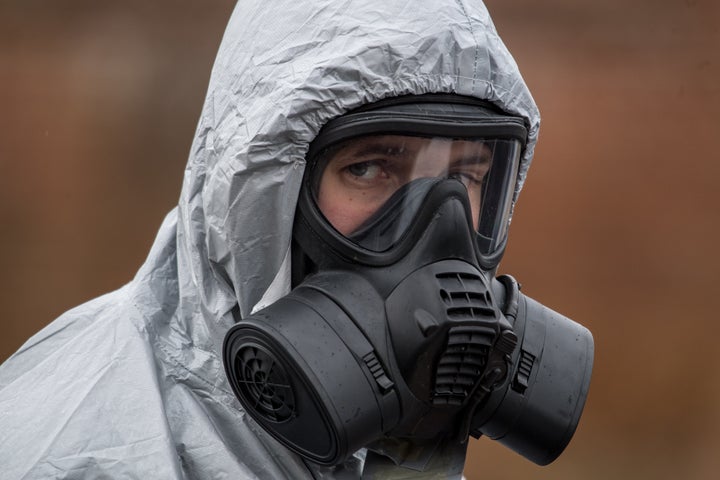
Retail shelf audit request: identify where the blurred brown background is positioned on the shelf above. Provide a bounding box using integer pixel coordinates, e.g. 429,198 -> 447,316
1,0 -> 718,478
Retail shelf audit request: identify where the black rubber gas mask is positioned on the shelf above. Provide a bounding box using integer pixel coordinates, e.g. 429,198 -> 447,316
223,95 -> 594,467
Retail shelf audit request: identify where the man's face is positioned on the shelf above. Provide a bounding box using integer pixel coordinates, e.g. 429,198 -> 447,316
316,135 -> 492,236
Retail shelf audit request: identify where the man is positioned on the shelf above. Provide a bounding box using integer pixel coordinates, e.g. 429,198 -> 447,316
0,1 -> 592,478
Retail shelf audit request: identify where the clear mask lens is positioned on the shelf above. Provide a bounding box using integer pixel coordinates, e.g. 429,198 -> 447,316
310,134 -> 521,254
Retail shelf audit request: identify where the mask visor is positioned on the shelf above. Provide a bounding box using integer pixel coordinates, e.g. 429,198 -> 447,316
309,134 -> 522,255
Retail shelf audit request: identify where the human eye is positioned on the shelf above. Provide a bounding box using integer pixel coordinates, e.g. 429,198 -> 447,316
449,166 -> 488,186
326,136 -> 410,190
337,156 -> 400,189
447,141 -> 492,187
345,161 -> 384,181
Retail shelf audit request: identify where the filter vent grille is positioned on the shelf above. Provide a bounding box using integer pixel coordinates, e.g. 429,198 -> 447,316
235,344 -> 296,422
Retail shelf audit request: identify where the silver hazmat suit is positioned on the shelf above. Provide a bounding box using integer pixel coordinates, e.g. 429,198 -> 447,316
0,0 -> 540,478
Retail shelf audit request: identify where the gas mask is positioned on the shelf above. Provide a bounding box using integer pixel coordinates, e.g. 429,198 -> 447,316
222,95 -> 594,468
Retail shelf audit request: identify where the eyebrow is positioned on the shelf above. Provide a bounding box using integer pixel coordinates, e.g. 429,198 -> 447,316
336,138 -> 493,165
348,142 -> 412,158
450,152 -> 492,167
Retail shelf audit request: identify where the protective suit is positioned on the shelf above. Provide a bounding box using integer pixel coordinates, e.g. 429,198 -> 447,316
0,0 -> 540,478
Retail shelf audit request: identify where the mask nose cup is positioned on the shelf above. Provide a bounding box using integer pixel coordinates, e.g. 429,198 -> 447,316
348,178 -> 441,251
